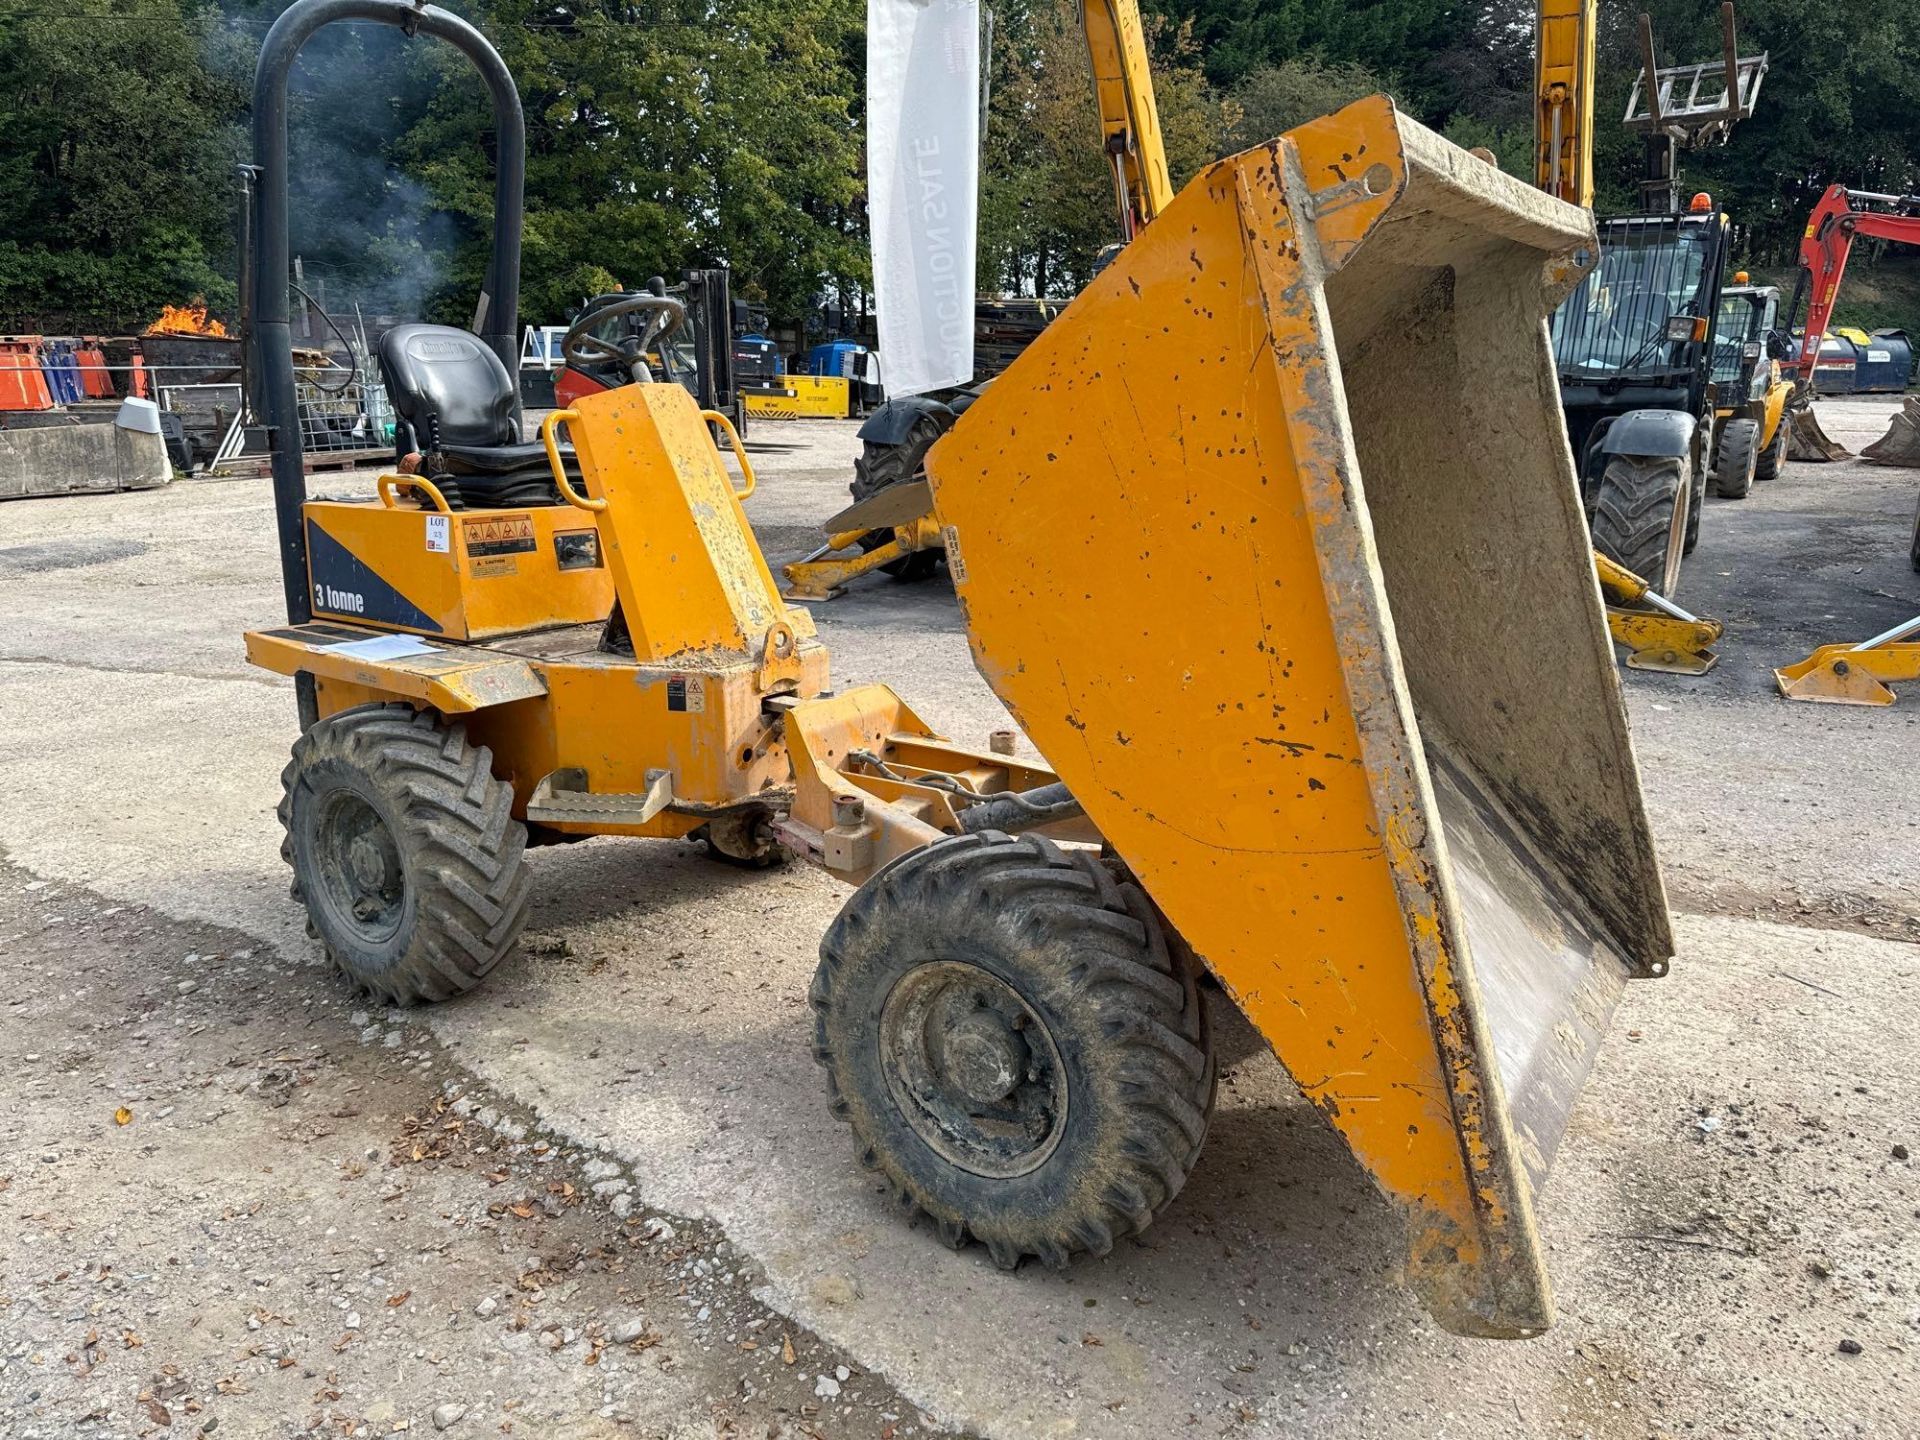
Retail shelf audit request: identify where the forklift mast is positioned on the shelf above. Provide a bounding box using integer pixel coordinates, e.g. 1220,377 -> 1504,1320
1623,3 -> 1767,214
679,268 -> 739,416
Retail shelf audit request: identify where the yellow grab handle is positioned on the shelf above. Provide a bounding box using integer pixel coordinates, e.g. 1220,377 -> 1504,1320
539,408 -> 607,513
376,473 -> 453,513
702,408 -> 757,499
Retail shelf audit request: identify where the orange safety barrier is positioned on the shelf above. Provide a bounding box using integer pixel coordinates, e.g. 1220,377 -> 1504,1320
0,340 -> 54,411
75,345 -> 117,399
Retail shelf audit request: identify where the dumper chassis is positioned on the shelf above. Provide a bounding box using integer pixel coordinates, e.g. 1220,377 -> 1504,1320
243,0 -> 1673,1340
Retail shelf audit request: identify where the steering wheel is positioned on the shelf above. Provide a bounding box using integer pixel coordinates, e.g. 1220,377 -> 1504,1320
1602,287 -> 1673,349
560,292 -> 688,384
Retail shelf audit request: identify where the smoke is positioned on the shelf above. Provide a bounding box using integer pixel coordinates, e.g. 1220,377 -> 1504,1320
212,8 -> 478,326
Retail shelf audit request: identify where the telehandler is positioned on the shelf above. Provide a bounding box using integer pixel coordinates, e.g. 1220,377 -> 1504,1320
245,0 -> 1671,1340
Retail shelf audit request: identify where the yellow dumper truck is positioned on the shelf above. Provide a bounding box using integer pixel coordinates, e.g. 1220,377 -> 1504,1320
244,0 -> 1667,1340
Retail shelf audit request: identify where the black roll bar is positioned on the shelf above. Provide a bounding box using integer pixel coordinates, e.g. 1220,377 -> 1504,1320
251,0 -> 525,633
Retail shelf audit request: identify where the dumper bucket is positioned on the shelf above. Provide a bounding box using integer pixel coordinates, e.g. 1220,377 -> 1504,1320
925,96 -> 1672,1338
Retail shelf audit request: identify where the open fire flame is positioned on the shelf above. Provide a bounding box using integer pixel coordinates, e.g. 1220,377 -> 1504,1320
145,300 -> 230,338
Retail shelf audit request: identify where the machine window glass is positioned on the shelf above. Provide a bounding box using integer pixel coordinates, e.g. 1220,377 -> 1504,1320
1551,220 -> 1712,377
1710,294 -> 1761,384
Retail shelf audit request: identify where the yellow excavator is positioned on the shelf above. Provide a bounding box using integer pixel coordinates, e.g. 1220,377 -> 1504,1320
244,0 -> 1673,1339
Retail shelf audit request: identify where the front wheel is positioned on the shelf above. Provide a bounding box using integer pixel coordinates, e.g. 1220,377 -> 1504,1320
1590,453 -> 1689,588
1714,418 -> 1760,499
810,832 -> 1216,1268
281,703 -> 532,1005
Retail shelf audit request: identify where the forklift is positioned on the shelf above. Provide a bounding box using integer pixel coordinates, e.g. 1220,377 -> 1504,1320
552,269 -> 748,440
1705,271 -> 1794,496
1547,7 -> 1765,597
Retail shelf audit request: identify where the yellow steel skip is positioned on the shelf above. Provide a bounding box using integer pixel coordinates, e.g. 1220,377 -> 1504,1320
927,96 -> 1672,1337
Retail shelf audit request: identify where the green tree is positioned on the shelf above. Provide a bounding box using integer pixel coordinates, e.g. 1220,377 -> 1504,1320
398,0 -> 866,326
0,0 -> 246,328
979,0 -> 1221,296
1144,0 -> 1477,111
1221,55 -> 1388,152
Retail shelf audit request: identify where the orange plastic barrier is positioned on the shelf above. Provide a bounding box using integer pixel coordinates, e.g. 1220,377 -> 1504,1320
0,341 -> 54,411
75,345 -> 116,399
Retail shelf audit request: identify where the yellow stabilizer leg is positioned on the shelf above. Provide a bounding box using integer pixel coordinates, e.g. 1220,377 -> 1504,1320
782,479 -> 941,601
1593,551 -> 1723,674
1775,615 -> 1920,705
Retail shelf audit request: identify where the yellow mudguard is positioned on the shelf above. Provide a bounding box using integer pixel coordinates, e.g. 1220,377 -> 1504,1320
928,96 -> 1672,1337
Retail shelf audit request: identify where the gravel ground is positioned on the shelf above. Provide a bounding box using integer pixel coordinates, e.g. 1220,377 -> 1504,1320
1,397 -> 1917,1438
0,859 -> 957,1439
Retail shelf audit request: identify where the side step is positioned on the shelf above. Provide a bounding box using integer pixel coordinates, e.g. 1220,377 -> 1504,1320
526,767 -> 674,825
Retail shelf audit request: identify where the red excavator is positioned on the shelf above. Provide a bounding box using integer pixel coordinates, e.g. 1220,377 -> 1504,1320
1772,185 -> 1920,704
1784,184 -> 1920,466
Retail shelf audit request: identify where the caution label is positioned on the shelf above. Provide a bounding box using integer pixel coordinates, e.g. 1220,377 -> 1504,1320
462,514 -> 537,557
941,524 -> 968,585
665,674 -> 707,714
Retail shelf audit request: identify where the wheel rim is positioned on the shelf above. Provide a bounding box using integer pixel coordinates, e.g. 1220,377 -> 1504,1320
879,960 -> 1068,1179
312,790 -> 407,945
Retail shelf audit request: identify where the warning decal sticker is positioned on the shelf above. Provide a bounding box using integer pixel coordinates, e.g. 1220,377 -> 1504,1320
463,515 -> 538,558
941,524 -> 968,584
665,675 -> 707,714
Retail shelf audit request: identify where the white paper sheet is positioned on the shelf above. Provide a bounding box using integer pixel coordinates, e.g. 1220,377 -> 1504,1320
331,634 -> 438,661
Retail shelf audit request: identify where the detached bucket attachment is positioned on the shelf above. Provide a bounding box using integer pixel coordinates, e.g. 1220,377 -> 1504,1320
927,96 -> 1672,1338
1861,396 -> 1920,468
1788,393 -> 1851,462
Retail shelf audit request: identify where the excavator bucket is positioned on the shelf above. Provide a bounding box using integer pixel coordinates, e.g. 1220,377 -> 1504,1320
926,96 -> 1672,1338
1862,396 -> 1920,468
1788,394 -> 1851,461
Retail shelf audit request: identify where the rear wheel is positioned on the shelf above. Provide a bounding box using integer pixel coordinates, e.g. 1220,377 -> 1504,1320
1714,418 -> 1760,499
852,413 -> 949,581
1591,454 -> 1688,584
1754,412 -> 1788,481
281,703 -> 531,1005
810,832 -> 1216,1268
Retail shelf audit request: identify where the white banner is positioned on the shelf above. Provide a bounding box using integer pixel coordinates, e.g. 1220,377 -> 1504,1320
867,0 -> 979,397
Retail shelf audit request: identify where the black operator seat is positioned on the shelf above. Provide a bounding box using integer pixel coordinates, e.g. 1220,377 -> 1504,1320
377,324 -> 583,509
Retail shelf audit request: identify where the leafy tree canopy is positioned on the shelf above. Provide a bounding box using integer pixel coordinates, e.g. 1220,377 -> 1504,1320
1,0 -> 1916,331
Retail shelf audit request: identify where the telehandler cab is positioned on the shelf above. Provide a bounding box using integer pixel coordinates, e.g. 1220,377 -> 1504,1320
245,0 -> 1673,1340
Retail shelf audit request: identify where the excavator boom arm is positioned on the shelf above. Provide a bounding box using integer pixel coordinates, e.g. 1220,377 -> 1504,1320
1079,0 -> 1173,238
1534,0 -> 1596,208
1792,184 -> 1920,384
